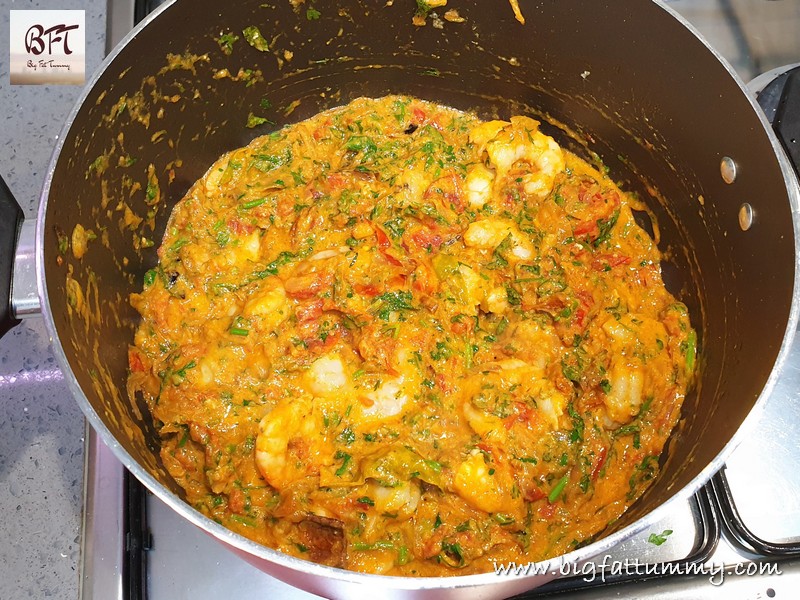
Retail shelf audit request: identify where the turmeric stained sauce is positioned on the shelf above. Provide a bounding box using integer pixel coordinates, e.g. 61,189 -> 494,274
128,96 -> 696,576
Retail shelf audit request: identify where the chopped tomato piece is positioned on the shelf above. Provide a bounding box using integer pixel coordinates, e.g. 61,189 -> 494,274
524,487 -> 546,502
593,253 -> 631,270
573,219 -> 599,238
591,447 -> 608,480
295,299 -> 324,323
372,224 -> 403,266
227,218 -> 255,236
128,349 -> 146,373
353,283 -> 382,298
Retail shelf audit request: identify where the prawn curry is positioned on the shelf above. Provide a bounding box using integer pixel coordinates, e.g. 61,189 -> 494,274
128,96 -> 696,575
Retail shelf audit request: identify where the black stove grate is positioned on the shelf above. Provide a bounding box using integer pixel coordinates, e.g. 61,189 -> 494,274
514,484 -> 721,597
712,469 -> 800,559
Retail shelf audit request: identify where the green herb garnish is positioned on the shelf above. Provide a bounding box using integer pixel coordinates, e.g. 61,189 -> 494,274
216,32 -> 239,55
242,26 -> 269,51
647,529 -> 673,546
374,290 -> 415,320
568,403 -> 585,443
685,330 -> 697,372
246,113 -> 272,128
439,540 -> 464,567
229,514 -> 257,527
593,208 -> 620,247
337,427 -> 356,446
143,269 -> 157,287
493,513 -> 515,525
548,475 -> 569,503
335,451 -> 352,477
241,197 -> 267,209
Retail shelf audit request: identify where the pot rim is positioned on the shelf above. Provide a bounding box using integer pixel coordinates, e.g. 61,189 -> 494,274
35,0 -> 800,591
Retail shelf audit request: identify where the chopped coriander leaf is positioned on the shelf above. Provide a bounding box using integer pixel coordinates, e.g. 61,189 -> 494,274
493,513 -> 515,525
505,284 -> 522,306
246,113 -> 273,128
685,330 -> 697,372
229,514 -> 257,527
374,290 -> 415,320
143,269 -> 157,287
262,251 -> 296,275
352,540 -> 395,551
242,26 -> 269,51
216,32 -> 239,55
439,540 -> 464,567
594,209 -> 620,247
647,529 -> 673,546
496,316 -> 509,335
334,451 -> 352,477
241,197 -> 267,209
548,475 -> 569,503
337,427 -> 356,446
486,234 -> 512,269
567,403 -> 585,443
346,136 -> 378,156
177,425 -> 190,448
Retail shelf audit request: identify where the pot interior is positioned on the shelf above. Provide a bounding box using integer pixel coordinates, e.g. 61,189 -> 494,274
42,0 -> 795,566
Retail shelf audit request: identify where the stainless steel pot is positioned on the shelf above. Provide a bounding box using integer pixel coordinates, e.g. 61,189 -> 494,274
2,0 -> 799,597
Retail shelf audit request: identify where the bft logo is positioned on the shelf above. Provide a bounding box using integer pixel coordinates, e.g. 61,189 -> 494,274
10,10 -> 85,85
25,23 -> 80,56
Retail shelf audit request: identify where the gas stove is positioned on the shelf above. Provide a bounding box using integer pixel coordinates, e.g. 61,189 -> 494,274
80,1 -> 800,598
79,332 -> 800,600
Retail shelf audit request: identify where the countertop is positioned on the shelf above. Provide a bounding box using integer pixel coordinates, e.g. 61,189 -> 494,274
0,0 -> 106,598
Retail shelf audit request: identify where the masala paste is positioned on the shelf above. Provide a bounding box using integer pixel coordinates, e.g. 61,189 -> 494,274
128,96 -> 696,576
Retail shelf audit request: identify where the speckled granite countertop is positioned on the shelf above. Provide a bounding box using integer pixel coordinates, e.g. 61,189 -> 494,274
0,1 -> 106,598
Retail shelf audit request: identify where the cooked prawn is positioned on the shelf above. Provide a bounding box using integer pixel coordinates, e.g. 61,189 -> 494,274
453,449 -> 523,515
469,116 -> 565,199
255,396 -> 334,491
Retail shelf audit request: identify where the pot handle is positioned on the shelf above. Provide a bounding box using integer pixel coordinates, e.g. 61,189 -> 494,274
757,65 -> 800,174
0,175 -> 24,338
